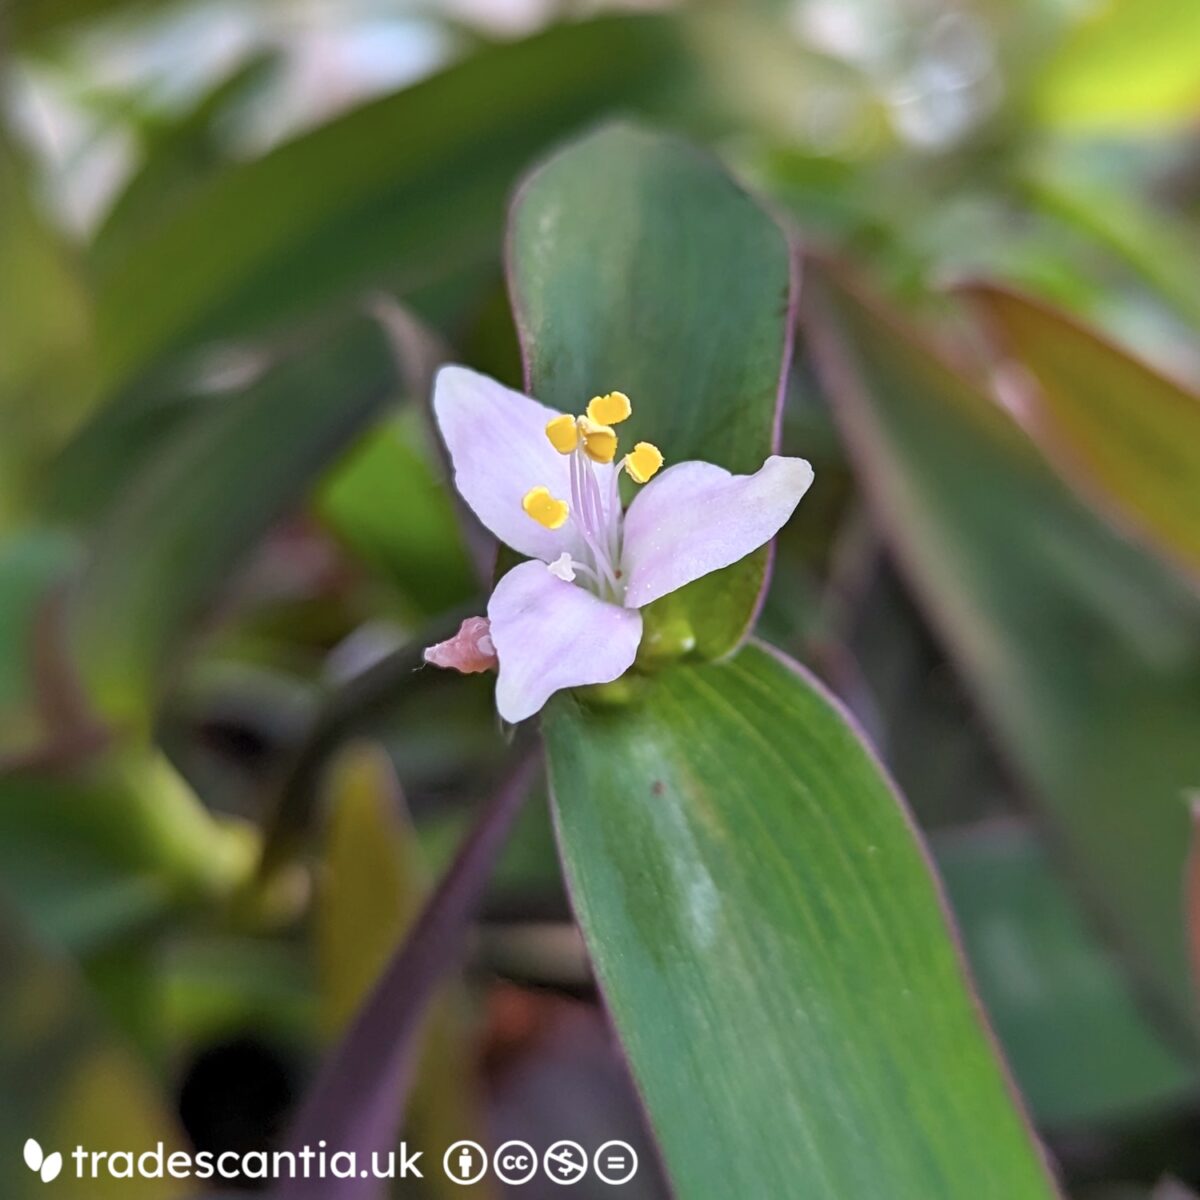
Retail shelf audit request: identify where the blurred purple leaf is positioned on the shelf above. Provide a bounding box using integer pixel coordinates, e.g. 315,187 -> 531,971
273,750 -> 538,1200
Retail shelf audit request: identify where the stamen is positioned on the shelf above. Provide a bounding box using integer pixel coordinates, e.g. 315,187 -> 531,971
522,486 -> 569,529
545,414 -> 579,454
624,441 -> 664,484
569,450 -> 621,599
578,416 -> 618,464
547,552 -> 577,582
586,391 -> 632,426
606,466 -> 621,562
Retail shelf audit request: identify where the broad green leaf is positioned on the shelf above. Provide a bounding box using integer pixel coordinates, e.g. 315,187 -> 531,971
545,643 -> 1058,1199
94,51 -> 278,265
69,314 -> 398,726
509,123 -> 794,657
1033,0 -> 1200,130
38,368 -> 211,529
935,824 -> 1194,1126
91,16 -> 698,391
804,261 -> 1200,1041
316,409 -> 477,620
0,894 -> 187,1200
316,743 -> 486,1200
964,283 -> 1200,584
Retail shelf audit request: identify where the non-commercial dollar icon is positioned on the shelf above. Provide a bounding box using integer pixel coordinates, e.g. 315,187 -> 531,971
543,1140 -> 588,1185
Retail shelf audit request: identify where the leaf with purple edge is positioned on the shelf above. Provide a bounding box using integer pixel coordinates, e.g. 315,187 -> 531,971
316,743 -> 487,1200
272,752 -> 537,1200
507,122 -> 796,660
804,258 -> 1200,1045
545,642 -> 1059,1199
962,282 -> 1200,587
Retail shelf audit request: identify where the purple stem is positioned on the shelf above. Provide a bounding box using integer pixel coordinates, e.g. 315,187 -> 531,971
272,750 -> 540,1200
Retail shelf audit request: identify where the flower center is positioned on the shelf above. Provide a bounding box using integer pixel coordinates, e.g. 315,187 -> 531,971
520,391 -> 663,602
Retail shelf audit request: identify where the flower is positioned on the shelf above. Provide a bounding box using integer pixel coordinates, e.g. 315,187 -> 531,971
427,366 -> 814,722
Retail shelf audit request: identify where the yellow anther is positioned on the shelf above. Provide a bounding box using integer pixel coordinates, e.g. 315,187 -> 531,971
587,391 -> 632,426
545,414 -> 579,454
522,486 -> 569,530
624,441 -> 664,484
578,416 -> 618,464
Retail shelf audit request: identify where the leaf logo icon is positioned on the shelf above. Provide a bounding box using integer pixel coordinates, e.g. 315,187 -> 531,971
22,1139 -> 62,1182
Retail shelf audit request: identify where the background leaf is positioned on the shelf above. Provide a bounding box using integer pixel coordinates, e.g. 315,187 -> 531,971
0,893 -> 187,1200
0,140 -> 94,523
803,260 -> 1200,1043
1033,0 -> 1200,130
68,313 -> 399,726
964,283 -> 1200,584
279,753 -> 536,1200
316,410 -> 477,621
316,743 -> 486,1200
90,16 -> 699,393
935,823 -> 1195,1126
0,530 -> 78,756
0,749 -> 253,956
545,642 -> 1058,1199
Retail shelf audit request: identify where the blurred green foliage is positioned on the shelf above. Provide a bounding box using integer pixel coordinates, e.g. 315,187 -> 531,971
2,0 -> 1200,1196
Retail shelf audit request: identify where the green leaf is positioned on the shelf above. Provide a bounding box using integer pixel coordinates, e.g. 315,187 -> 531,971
38,369 -> 209,529
317,742 -> 429,1036
1021,162 -> 1200,331
69,313 -> 398,726
964,283 -> 1200,584
0,748 -> 254,955
94,51 -> 279,265
6,0 -> 141,46
1033,0 -> 1200,130
935,824 -> 1195,1126
509,123 -> 794,657
161,935 -> 314,1049
0,897 -> 187,1200
545,642 -> 1058,1199
91,15 -> 698,391
803,260 -> 1200,1042
0,140 -> 94,523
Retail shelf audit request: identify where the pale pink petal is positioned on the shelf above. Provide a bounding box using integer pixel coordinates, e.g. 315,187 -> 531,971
433,365 -> 577,561
487,560 -> 643,722
424,616 -> 497,674
620,455 -> 814,609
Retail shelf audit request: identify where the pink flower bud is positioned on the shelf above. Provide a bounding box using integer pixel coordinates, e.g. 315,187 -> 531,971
424,616 -> 498,675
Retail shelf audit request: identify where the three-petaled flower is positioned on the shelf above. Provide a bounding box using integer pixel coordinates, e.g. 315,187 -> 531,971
424,366 -> 813,722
